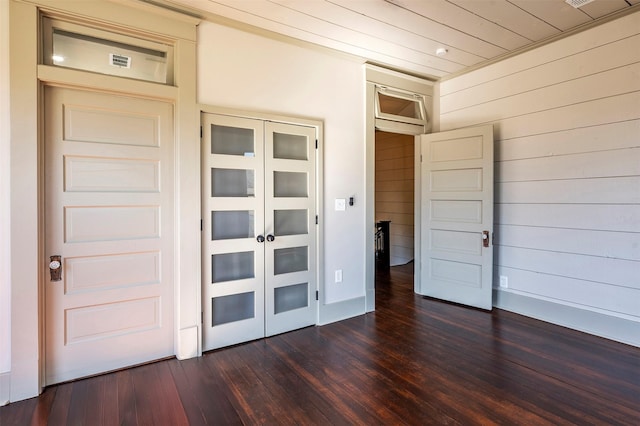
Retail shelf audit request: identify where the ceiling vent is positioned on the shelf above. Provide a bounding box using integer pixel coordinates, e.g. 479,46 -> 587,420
109,53 -> 131,68
565,0 -> 596,8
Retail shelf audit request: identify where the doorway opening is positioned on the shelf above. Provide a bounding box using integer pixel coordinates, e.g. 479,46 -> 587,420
374,130 -> 416,299
364,64 -> 435,312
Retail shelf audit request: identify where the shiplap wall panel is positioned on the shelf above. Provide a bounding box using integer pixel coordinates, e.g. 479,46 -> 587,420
442,34 -> 640,114
440,11 -> 640,96
497,148 -> 640,182
496,120 -> 640,162
442,62 -> 640,124
440,12 -> 640,339
375,132 -> 415,266
496,204 -> 639,232
495,92 -> 640,141
496,225 -> 640,261
496,176 -> 640,204
498,246 -> 639,290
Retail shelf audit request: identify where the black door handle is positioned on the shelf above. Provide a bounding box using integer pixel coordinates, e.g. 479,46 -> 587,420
257,235 -> 265,243
266,234 -> 275,242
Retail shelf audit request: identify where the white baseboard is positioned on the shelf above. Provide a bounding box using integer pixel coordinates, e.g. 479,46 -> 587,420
177,325 -> 200,360
0,371 -> 10,406
319,296 -> 366,326
494,290 -> 640,348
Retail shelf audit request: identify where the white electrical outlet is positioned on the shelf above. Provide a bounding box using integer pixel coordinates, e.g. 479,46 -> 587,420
335,269 -> 343,283
335,198 -> 346,211
499,275 -> 508,289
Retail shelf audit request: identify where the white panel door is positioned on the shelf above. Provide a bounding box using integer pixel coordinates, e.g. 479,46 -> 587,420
202,114 -> 317,351
419,125 -> 494,310
202,114 -> 266,350
45,87 -> 175,385
264,122 -> 317,336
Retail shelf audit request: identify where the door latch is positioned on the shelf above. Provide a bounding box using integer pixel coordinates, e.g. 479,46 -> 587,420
482,231 -> 490,248
49,255 -> 62,281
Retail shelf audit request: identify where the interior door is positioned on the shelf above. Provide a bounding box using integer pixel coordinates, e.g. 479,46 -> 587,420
419,125 -> 494,310
202,114 -> 317,351
45,87 -> 175,384
264,122 -> 317,336
202,114 -> 266,350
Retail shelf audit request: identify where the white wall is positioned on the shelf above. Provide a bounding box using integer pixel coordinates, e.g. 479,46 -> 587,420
439,11 -> 640,346
197,22 -> 366,305
1,0 -> 12,404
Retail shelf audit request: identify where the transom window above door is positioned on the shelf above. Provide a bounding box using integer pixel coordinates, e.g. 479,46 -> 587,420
375,86 -> 428,126
42,18 -> 174,85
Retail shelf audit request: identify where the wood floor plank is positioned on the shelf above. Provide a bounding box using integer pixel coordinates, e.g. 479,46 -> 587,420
43,381 -> 72,425
168,357 -> 243,425
100,372 -> 119,426
1,263 -> 639,424
130,362 -> 189,425
28,386 -> 56,425
115,369 -> 137,425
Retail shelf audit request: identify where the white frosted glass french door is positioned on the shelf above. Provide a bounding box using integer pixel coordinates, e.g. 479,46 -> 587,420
264,121 -> 317,337
202,113 -> 317,351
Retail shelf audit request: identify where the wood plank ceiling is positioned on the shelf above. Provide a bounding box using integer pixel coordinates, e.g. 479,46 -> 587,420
163,0 -> 640,80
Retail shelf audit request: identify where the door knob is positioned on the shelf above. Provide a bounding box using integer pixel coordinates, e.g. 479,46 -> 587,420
257,235 -> 265,243
49,255 -> 62,281
482,231 -> 490,248
266,234 -> 275,242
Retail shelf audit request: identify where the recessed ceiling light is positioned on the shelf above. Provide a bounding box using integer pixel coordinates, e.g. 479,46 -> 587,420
435,48 -> 448,57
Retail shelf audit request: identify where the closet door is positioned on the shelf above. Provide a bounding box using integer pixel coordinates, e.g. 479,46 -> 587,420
264,122 -> 317,336
202,114 -> 265,350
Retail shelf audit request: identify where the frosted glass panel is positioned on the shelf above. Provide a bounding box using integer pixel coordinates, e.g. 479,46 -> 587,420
274,283 -> 308,314
273,132 -> 308,160
211,168 -> 255,197
274,246 -> 308,275
211,125 -> 254,156
212,292 -> 255,326
211,252 -> 254,283
274,172 -> 307,198
212,211 -> 254,240
274,210 -> 308,236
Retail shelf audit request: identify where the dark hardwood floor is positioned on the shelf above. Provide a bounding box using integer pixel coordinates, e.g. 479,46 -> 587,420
2,263 -> 639,425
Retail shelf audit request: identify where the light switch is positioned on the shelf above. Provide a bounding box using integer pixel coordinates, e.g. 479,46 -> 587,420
335,198 -> 346,211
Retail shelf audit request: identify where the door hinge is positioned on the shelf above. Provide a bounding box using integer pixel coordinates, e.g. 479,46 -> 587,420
315,139 -> 318,149
315,215 -> 319,225
315,290 -> 319,301
420,154 -> 423,162
200,219 -> 203,231
201,311 -> 203,324
200,126 -> 203,138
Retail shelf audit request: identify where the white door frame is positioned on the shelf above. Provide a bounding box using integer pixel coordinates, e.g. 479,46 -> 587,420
199,104 -> 325,332
7,0 -> 199,401
364,65 -> 435,312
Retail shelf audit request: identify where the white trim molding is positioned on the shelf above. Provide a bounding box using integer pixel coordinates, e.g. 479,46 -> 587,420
495,290 -> 640,348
